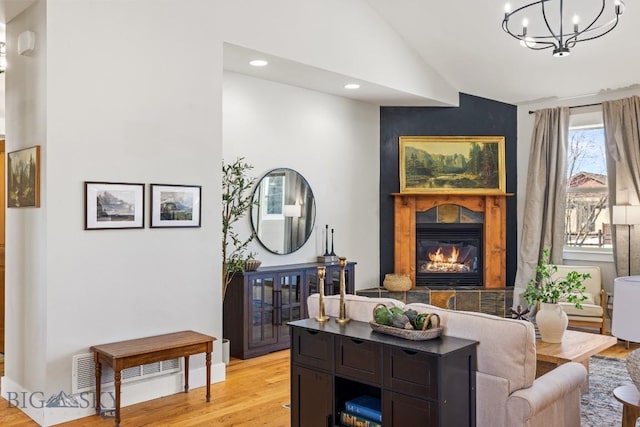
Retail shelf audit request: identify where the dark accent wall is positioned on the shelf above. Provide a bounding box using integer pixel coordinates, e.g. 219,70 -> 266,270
380,93 -> 518,287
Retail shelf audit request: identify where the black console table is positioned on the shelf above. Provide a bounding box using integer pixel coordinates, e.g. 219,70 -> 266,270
289,318 -> 477,427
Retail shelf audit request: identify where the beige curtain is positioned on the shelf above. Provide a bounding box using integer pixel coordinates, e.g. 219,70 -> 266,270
513,107 -> 570,306
603,96 -> 640,276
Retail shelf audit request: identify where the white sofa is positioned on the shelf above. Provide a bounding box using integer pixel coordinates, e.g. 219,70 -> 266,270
307,294 -> 587,427
553,265 -> 606,334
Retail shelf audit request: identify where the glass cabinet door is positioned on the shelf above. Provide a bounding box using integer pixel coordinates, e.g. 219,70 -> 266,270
325,266 -> 352,295
278,272 -> 303,339
249,275 -> 278,348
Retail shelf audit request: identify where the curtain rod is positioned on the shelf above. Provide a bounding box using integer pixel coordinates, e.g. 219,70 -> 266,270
528,102 -> 602,115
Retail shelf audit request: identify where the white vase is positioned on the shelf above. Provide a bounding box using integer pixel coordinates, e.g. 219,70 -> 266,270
626,348 -> 640,391
536,302 -> 568,343
222,338 -> 230,365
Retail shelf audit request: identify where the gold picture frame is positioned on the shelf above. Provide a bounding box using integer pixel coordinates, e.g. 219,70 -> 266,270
7,145 -> 41,208
399,136 -> 506,194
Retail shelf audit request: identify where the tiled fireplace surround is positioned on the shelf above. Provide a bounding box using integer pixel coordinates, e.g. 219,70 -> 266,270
357,193 -> 514,318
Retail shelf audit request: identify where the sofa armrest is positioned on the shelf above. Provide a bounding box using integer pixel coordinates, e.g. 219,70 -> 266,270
505,362 -> 586,427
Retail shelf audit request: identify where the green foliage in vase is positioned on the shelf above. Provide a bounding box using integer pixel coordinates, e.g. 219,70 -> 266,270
222,157 -> 257,299
523,249 -> 591,309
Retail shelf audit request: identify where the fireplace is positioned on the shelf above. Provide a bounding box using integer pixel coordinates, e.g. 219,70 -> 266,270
416,223 -> 483,287
393,193 -> 508,289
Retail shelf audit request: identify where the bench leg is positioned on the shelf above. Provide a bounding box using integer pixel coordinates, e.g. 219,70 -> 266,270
114,371 -> 121,427
94,354 -> 101,415
184,356 -> 190,393
206,351 -> 211,402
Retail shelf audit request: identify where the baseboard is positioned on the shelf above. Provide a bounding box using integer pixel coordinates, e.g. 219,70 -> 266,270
1,376 -> 45,425
2,362 -> 226,426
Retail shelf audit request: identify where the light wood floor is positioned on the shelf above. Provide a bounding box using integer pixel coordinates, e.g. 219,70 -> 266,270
0,351 -> 291,427
0,339 -> 637,427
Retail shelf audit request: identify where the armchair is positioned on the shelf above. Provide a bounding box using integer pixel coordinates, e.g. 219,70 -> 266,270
553,265 -> 606,334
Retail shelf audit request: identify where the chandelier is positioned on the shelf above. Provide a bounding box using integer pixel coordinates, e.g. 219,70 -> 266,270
502,0 -> 625,57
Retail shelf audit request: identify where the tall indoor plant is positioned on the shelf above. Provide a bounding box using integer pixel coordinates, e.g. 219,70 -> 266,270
222,157 -> 256,300
523,249 -> 590,343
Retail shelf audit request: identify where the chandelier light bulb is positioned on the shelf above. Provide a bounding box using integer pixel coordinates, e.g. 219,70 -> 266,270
572,14 -> 580,24
522,18 -> 529,28
614,0 -> 623,15
504,3 -> 511,13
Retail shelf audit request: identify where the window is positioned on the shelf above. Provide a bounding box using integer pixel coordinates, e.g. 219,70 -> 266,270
564,122 -> 611,250
261,173 -> 285,219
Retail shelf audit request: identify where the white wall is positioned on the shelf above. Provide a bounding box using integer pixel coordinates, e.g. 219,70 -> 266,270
1,1 -> 444,424
219,0 -> 457,106
516,86 -> 640,295
223,72 -> 380,289
3,0 -> 47,410
3,1 -> 223,425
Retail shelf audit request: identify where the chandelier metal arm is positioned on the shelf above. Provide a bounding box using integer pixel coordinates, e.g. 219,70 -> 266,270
541,0 -> 561,45
566,13 -> 621,47
501,0 -> 625,56
501,21 -> 557,50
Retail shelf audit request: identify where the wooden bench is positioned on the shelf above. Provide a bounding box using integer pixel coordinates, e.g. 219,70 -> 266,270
90,330 -> 215,427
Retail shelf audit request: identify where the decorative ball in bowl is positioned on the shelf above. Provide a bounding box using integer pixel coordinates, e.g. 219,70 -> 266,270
244,259 -> 262,271
383,274 -> 412,292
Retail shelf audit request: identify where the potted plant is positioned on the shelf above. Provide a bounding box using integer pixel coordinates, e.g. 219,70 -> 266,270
222,157 -> 257,300
221,157 -> 257,364
523,248 -> 591,343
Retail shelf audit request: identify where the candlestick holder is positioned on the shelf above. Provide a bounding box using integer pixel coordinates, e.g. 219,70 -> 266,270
335,256 -> 350,324
315,266 -> 329,322
317,224 -> 339,263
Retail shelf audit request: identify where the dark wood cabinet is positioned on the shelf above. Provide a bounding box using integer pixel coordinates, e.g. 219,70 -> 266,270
292,365 -> 333,427
223,262 -> 356,360
290,318 -> 477,427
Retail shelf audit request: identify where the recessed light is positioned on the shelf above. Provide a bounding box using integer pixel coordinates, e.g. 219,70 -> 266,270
344,83 -> 360,90
249,59 -> 268,67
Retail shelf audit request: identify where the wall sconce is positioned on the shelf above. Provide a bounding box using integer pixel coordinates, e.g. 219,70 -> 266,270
18,30 -> 36,56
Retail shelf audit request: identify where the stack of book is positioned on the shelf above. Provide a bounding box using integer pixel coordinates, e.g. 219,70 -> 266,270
339,395 -> 382,427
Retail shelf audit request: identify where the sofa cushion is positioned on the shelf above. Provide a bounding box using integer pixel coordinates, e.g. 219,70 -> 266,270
558,301 -> 604,320
405,303 -> 536,393
307,293 -> 404,323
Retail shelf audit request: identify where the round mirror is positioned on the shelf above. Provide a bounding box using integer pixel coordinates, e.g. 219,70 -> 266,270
250,168 -> 316,254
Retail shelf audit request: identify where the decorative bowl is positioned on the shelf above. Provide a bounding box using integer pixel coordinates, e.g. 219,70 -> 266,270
245,259 -> 262,271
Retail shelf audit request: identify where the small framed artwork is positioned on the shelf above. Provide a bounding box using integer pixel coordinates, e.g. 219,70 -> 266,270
7,145 -> 41,208
399,136 -> 506,194
150,184 -> 201,228
85,182 -> 145,230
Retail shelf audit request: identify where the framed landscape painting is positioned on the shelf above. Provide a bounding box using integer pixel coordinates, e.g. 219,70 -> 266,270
85,182 -> 145,229
399,136 -> 506,194
150,184 -> 201,228
7,145 -> 41,208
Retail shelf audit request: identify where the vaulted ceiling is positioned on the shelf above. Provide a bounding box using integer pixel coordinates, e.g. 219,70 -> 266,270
366,0 -> 639,104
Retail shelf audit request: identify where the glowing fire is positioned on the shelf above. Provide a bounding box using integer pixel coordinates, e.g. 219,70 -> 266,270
428,247 -> 459,264
421,246 -> 470,273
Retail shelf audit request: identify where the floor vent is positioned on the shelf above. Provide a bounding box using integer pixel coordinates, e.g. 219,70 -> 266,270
72,353 -> 182,394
